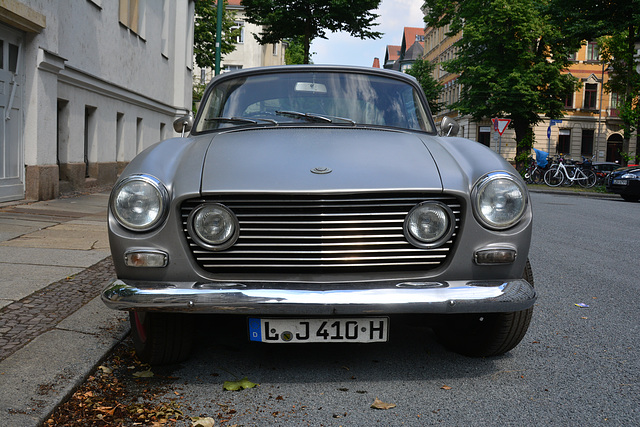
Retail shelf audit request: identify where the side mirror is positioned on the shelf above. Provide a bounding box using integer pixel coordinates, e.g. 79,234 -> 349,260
173,113 -> 194,137
440,116 -> 459,137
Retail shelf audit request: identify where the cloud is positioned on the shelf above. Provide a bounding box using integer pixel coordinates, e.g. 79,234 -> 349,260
311,0 -> 425,66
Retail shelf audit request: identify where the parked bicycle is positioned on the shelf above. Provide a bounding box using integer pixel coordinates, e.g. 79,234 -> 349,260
543,155 -> 597,188
522,148 -> 548,184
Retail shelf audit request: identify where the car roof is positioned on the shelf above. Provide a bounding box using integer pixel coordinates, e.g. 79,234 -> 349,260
208,64 -> 418,86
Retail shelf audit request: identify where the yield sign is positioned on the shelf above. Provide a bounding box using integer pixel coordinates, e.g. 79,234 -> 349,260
492,118 -> 511,135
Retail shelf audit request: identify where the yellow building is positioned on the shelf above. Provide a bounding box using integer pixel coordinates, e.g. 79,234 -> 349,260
423,25 -> 636,164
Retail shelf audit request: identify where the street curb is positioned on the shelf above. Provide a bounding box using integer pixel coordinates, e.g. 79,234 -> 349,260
527,188 -> 620,200
0,296 -> 129,427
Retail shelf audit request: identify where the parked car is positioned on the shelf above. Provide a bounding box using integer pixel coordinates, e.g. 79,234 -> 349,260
606,166 -> 640,202
591,161 -> 622,185
102,65 -> 536,364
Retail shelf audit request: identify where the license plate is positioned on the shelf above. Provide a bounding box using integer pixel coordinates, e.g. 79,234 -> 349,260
248,317 -> 389,343
613,179 -> 628,185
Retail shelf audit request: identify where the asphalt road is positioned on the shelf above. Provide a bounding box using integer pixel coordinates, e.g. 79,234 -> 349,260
80,192 -> 640,425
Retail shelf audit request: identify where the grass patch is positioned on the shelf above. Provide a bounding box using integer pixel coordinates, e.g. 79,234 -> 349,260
527,184 -> 609,194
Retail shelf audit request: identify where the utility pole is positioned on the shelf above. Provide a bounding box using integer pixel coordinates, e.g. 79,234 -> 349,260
215,0 -> 223,76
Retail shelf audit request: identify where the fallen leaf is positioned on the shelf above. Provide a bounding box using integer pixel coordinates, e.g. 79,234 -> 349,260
191,416 -> 215,427
370,397 -> 396,410
133,370 -> 154,378
223,377 -> 258,391
441,385 -> 452,390
96,406 -> 117,416
98,366 -> 113,374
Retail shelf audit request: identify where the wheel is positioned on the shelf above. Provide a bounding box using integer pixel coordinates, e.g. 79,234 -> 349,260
531,168 -> 543,184
621,194 -> 640,202
543,168 -> 564,187
433,260 -> 534,357
130,312 -> 195,365
577,169 -> 597,188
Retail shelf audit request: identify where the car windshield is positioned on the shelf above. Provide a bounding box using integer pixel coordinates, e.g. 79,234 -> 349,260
194,71 -> 434,133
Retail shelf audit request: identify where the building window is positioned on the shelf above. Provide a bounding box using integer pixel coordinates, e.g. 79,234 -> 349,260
478,126 -> 491,147
231,21 -> 244,43
610,92 -> 620,117
223,65 -> 242,73
581,129 -> 594,156
119,0 -> 139,33
272,43 -> 278,56
586,41 -> 599,61
564,92 -> 574,108
584,83 -> 597,109
568,50 -> 578,61
557,129 -> 571,154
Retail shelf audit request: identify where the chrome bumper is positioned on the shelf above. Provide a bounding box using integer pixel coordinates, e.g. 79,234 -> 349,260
102,279 -> 536,315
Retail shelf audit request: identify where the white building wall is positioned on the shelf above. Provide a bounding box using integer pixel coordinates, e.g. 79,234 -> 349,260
194,4 -> 286,85
1,0 -> 193,201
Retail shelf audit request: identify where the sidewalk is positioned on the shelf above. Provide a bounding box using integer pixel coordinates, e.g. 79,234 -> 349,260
0,191 -> 129,426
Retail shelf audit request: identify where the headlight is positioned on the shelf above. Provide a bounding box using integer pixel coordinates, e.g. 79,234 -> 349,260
621,173 -> 636,179
188,203 -> 239,250
473,172 -> 526,230
404,201 -> 455,248
111,175 -> 169,231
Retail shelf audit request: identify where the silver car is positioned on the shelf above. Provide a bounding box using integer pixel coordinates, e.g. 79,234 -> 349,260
103,65 -> 535,364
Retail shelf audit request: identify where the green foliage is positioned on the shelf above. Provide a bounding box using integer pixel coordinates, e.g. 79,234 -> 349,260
598,32 -> 640,141
406,58 -> 443,114
515,128 -> 536,166
242,0 -> 383,64
549,0 -> 640,149
285,35 -> 310,64
194,0 -> 239,71
422,0 -> 579,168
619,151 -> 634,166
223,377 -> 258,391
192,80 -> 207,113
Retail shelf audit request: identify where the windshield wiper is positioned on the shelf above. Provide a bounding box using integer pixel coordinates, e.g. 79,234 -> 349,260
203,117 -> 278,125
275,110 -> 356,125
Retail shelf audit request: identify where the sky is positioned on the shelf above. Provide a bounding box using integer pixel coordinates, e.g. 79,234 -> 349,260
310,0 -> 426,67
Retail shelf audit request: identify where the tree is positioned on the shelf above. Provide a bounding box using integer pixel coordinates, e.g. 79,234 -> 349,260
550,0 -> 640,160
241,0 -> 383,64
193,1 -> 239,73
284,36 -> 310,65
406,58 -> 443,114
423,0 -> 578,168
599,31 -> 640,162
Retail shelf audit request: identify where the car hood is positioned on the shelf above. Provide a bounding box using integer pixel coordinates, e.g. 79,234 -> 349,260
610,166 -> 640,177
200,127 -> 443,193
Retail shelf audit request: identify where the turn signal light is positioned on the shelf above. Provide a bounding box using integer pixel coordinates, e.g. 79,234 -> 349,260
124,251 -> 168,268
474,248 -> 517,265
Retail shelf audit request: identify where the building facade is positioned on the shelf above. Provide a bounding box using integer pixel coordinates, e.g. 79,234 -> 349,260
194,0 -> 286,85
383,27 -> 424,72
0,0 -> 194,202
423,25 -> 637,165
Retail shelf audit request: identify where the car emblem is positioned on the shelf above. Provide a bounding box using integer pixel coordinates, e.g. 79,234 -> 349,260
311,167 -> 332,174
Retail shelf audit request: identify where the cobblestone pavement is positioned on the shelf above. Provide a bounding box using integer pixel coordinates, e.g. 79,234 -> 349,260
0,257 -> 115,362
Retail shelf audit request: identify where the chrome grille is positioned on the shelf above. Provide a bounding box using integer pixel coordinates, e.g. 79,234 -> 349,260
181,193 -> 461,274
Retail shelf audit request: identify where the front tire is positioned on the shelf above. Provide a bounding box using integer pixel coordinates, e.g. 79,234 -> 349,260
130,312 -> 195,365
531,168 -> 543,184
578,169 -> 597,188
433,261 -> 534,357
621,194 -> 640,202
544,168 -> 564,187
